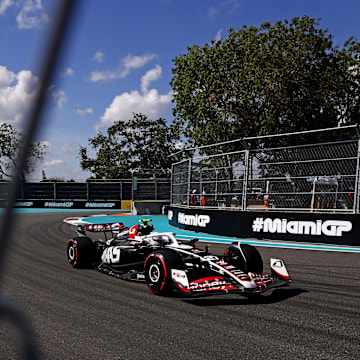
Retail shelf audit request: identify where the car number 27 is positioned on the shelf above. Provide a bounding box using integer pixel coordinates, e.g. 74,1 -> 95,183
101,246 -> 121,264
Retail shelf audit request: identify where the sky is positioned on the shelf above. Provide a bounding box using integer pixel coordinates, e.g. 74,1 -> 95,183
0,0 -> 359,181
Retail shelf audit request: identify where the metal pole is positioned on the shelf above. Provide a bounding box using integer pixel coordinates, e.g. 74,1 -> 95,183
187,158 -> 192,208
0,2 -> 79,359
170,163 -> 174,205
354,139 -> 360,214
241,150 -> 249,211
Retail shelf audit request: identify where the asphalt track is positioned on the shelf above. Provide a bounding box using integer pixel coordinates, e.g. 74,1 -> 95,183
0,211 -> 359,360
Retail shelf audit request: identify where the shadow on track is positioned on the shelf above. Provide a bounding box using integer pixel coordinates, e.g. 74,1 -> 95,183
182,287 -> 307,306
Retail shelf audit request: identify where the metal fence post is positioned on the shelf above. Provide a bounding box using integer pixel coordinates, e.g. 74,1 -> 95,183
170,164 -> 174,204
154,179 -> 158,200
86,181 -> 90,201
53,181 -> 57,200
187,158 -> 192,208
355,139 -> 360,214
241,149 -> 249,211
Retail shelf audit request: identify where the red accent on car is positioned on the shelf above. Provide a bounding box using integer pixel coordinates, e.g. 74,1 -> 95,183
67,239 -> 78,267
191,276 -> 223,284
272,268 -> 290,280
129,225 -> 139,238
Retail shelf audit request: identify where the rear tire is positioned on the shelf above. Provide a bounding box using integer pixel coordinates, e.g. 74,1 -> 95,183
144,249 -> 183,295
224,244 -> 263,274
67,237 -> 96,269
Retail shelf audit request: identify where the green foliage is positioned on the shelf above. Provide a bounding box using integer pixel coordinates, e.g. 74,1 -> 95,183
170,16 -> 360,149
79,113 -> 177,179
0,123 -> 48,179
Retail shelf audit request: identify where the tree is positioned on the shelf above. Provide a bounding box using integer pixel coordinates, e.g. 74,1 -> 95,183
0,123 -> 47,179
170,16 -> 360,149
79,113 -> 177,179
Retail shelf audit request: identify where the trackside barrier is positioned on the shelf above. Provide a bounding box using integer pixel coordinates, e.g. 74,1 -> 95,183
169,126 -> 360,246
0,179 -> 170,210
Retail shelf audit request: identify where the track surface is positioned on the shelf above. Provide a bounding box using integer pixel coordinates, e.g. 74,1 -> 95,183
1,212 -> 359,360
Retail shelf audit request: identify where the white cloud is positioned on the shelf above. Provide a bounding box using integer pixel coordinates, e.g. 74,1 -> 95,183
61,142 -> 75,153
208,6 -> 218,18
44,159 -> 65,167
90,71 -> 110,82
226,0 -> 241,13
90,53 -> 157,82
95,64 -> 172,129
0,66 -> 39,123
122,53 -> 157,72
0,0 -> 13,15
0,65 -> 15,87
16,0 -> 49,30
97,88 -> 172,130
208,0 -> 240,18
75,107 -> 94,116
62,68 -> 74,77
214,29 -> 223,42
50,89 -> 67,108
92,51 -> 104,63
140,65 -> 162,93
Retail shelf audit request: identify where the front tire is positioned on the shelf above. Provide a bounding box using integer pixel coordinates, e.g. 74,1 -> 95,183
224,244 -> 263,274
144,250 -> 183,295
67,237 -> 96,269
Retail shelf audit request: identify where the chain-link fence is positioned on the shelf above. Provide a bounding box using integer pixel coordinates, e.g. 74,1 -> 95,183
171,126 -> 360,214
0,178 -> 171,202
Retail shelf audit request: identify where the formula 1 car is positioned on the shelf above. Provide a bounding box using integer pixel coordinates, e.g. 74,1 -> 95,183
66,219 -> 291,297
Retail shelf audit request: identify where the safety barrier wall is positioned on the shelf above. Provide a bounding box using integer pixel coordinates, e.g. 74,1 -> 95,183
169,126 -> 360,245
168,206 -> 359,245
171,126 -> 360,214
0,179 -> 170,209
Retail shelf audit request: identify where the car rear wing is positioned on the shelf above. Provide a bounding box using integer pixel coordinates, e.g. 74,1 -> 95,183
75,222 -> 128,241
78,222 -> 126,232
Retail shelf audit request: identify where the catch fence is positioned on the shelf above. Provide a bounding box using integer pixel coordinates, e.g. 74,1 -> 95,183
171,126 -> 360,214
0,178 -> 171,202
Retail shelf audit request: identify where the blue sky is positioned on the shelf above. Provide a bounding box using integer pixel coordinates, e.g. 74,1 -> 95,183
1,0 -> 359,180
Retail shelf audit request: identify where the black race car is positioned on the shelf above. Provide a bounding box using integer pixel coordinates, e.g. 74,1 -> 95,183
66,219 -> 291,297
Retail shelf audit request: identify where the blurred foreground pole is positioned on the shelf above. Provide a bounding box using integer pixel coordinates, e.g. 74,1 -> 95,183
0,1 -> 80,358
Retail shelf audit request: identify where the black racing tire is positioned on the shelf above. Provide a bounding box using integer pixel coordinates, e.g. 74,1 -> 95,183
144,249 -> 184,296
224,244 -> 263,274
67,237 -> 96,269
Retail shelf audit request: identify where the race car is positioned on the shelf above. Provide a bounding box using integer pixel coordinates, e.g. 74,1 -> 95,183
66,219 -> 291,297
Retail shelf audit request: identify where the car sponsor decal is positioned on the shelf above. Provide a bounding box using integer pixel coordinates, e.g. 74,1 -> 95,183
171,269 -> 190,293
129,225 -> 139,238
82,223 -> 124,232
174,247 -> 257,288
101,246 -> 121,264
189,276 -> 236,292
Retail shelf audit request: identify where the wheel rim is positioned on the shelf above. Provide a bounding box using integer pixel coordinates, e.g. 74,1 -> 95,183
149,262 -> 161,283
68,246 -> 75,261
145,254 -> 168,293
67,240 -> 77,266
